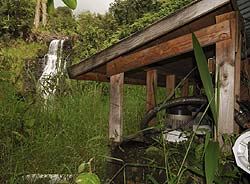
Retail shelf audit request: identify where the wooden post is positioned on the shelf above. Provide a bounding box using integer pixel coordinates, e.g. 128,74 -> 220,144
109,73 -> 124,143
181,79 -> 189,97
235,34 -> 242,111
216,12 -> 238,144
146,69 -> 158,127
166,74 -> 176,97
208,58 -> 216,74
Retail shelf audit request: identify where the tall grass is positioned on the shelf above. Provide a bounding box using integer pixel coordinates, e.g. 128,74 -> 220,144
0,75 -> 154,183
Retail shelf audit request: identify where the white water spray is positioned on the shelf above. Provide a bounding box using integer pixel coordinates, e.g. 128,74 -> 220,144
38,39 -> 65,99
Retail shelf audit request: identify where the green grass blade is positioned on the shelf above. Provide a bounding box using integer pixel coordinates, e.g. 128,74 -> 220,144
205,141 -> 219,184
147,175 -> 159,184
192,33 -> 217,124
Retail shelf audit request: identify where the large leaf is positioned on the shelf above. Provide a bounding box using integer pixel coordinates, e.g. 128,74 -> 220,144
192,33 -> 217,125
205,141 -> 219,184
47,0 -> 55,14
62,0 -> 77,10
75,173 -> 101,184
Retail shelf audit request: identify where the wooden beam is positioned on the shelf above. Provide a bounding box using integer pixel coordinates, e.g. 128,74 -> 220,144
75,72 -> 109,82
166,74 -> 176,96
216,12 -> 237,144
109,73 -> 124,143
146,70 -> 157,127
67,0 -> 230,78
75,72 -> 146,85
107,21 -> 231,76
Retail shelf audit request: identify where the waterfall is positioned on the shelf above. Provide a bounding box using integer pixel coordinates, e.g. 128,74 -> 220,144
38,39 -> 65,99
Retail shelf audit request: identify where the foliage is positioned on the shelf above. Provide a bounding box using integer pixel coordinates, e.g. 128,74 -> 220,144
47,0 -> 77,14
109,0 -> 162,25
47,6 -> 77,35
0,0 -> 35,39
0,39 -> 46,91
73,11 -> 118,62
192,33 -> 220,184
192,33 -> 217,126
112,0 -> 194,39
1,0 -> 248,183
61,0 -> 77,10
75,158 -> 101,184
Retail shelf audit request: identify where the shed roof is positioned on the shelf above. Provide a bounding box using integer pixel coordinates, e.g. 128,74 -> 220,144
67,0 -> 248,85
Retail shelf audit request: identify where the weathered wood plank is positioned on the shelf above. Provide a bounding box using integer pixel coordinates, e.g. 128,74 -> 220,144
76,72 -> 109,82
67,0 -> 230,78
208,58 -> 216,74
235,34 -> 242,110
107,21 -> 231,76
216,12 -> 237,144
109,73 -> 124,143
181,79 -> 189,97
146,70 -> 157,127
166,74 -> 176,96
75,72 -> 146,85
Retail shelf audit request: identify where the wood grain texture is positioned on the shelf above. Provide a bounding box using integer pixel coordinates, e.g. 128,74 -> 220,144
235,34 -> 242,110
67,0 -> 230,78
166,75 -> 176,97
216,12 -> 237,143
75,72 -> 147,85
208,58 -> 216,74
107,21 -> 231,76
181,79 -> 189,97
146,70 -> 157,127
109,73 -> 124,143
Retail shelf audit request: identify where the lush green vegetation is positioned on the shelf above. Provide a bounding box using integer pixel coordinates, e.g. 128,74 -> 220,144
1,0 -> 248,183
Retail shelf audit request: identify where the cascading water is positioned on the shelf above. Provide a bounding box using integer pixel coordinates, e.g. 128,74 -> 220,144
38,39 -> 65,99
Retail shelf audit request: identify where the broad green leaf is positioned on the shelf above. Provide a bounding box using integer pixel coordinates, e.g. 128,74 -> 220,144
75,173 -> 101,184
192,33 -> 217,125
62,0 -> 77,10
203,131 -> 211,158
205,141 -> 219,184
47,0 -> 55,14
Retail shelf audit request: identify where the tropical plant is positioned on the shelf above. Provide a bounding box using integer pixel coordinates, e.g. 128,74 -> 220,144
34,0 -> 77,30
75,158 -> 101,184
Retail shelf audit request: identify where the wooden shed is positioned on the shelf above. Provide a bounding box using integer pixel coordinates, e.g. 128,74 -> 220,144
67,0 -> 250,144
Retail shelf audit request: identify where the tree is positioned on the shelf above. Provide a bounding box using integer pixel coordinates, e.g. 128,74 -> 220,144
47,6 -> 77,35
109,0 -> 162,25
33,0 -> 77,30
0,0 -> 36,39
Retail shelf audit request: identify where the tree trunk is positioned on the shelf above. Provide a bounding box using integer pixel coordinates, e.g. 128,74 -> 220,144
41,0 -> 47,26
34,0 -> 41,30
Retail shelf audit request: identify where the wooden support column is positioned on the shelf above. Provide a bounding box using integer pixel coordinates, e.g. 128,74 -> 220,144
109,73 -> 124,143
216,12 -> 238,144
166,74 -> 176,97
208,58 -> 216,74
146,69 -> 157,127
181,79 -> 189,97
235,34 -> 242,110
